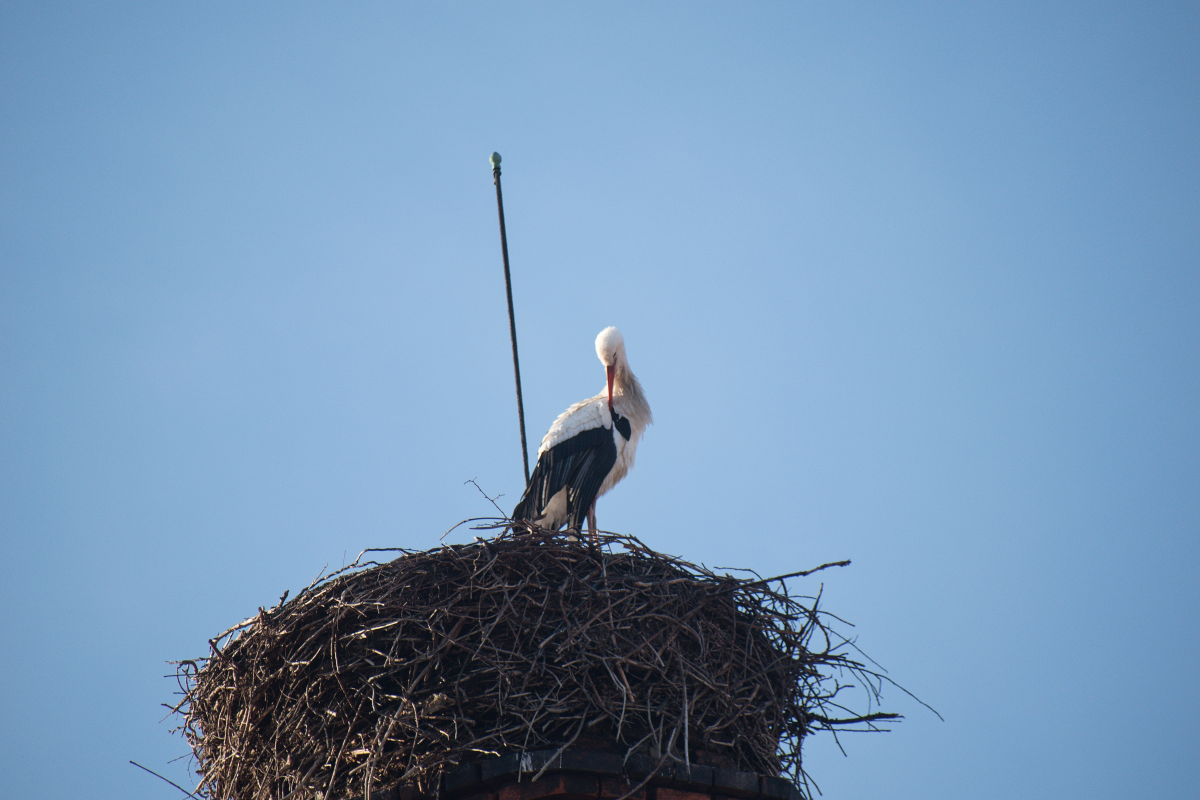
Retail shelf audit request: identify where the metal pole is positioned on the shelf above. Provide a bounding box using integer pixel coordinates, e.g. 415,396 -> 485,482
491,152 -> 530,485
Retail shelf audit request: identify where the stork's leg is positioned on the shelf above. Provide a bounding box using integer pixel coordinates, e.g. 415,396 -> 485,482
587,502 -> 598,545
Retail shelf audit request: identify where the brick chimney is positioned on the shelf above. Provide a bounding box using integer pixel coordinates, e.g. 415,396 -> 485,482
361,750 -> 802,800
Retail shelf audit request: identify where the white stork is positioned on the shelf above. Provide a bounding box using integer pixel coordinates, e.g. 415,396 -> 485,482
512,327 -> 652,538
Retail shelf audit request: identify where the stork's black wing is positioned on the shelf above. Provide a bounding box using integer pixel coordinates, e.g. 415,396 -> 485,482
511,424 -> 617,531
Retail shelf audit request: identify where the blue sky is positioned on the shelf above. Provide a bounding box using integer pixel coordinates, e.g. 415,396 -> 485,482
2,3 -> 1197,799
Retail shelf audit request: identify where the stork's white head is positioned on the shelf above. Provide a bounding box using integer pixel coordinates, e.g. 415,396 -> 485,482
595,326 -> 626,412
595,326 -> 625,368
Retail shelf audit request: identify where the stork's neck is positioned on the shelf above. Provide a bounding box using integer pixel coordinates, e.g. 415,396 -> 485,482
609,363 -> 653,428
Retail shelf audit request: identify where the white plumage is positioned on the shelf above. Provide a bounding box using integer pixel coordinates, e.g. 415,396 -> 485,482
512,327 -> 652,537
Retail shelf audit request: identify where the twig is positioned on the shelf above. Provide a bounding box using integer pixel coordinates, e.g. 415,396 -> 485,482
465,478 -> 508,517
129,761 -> 201,799
740,561 -> 852,590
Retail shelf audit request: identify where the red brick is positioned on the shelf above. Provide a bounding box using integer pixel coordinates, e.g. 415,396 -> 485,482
598,776 -> 648,800
656,788 -> 711,800
393,787 -> 434,800
498,774 -> 599,800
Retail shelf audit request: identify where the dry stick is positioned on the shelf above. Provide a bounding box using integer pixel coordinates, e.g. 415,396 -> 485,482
466,478 -> 508,517
366,711 -> 402,800
682,669 -> 690,770
491,152 -> 530,485
612,720 -> 681,800
739,561 -> 852,590
129,760 -> 202,800
528,712 -> 588,783
807,710 -> 901,727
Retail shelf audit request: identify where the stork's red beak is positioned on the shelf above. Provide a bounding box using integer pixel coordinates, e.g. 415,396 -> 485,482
606,364 -> 615,412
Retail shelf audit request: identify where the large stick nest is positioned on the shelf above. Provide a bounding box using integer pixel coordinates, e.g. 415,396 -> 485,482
174,529 -> 899,800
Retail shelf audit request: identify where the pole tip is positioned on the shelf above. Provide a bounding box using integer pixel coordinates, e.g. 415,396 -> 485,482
490,152 -> 502,167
